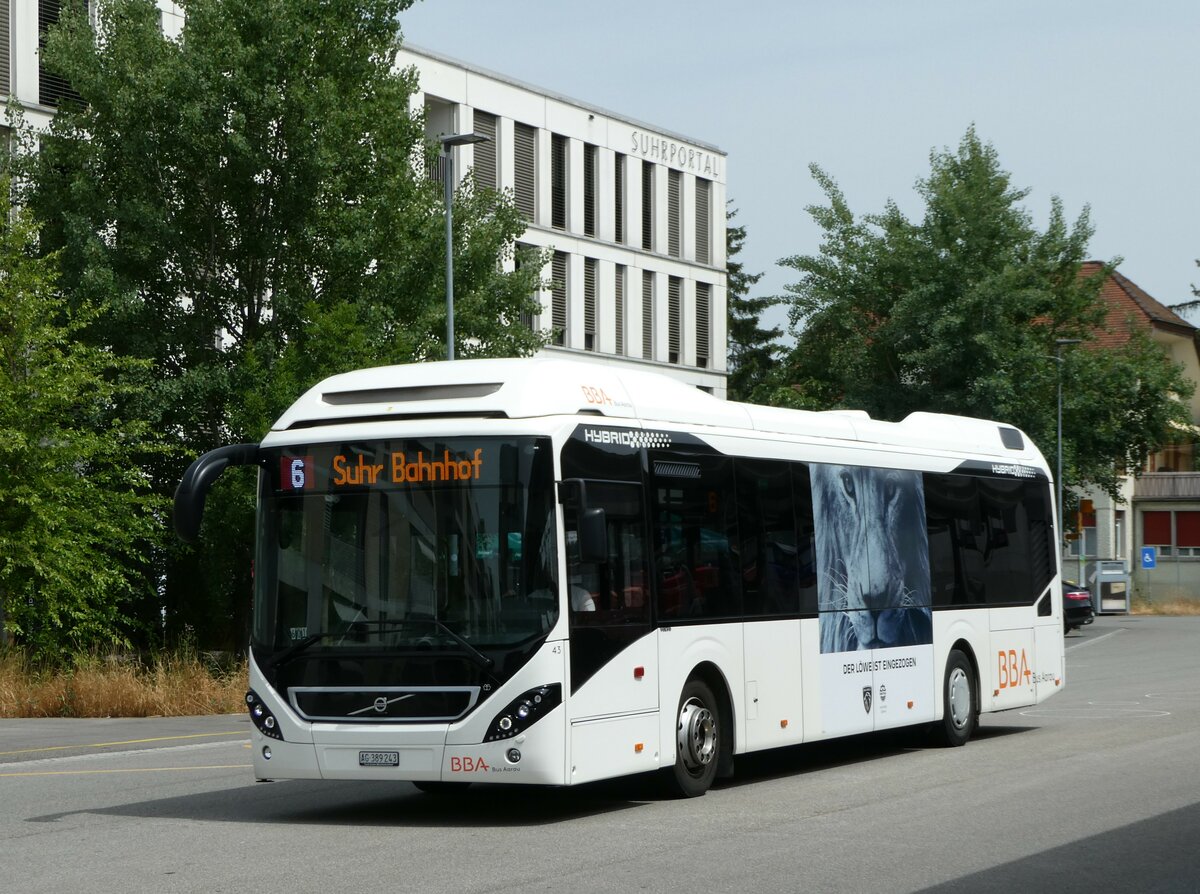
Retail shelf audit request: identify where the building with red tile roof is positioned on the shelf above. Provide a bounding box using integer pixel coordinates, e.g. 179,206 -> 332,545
1068,264 -> 1200,607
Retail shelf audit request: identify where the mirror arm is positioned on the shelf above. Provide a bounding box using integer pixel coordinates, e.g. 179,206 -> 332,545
173,444 -> 260,542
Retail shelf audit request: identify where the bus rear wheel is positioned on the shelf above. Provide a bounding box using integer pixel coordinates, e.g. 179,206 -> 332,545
666,678 -> 721,798
935,650 -> 977,747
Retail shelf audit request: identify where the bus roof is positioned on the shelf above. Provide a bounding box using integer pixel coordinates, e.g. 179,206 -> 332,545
273,357 -> 1042,463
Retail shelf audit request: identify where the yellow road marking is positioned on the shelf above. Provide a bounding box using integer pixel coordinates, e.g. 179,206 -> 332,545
0,764 -> 251,778
0,730 -> 247,758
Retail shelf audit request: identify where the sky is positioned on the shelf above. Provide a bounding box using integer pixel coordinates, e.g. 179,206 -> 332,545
397,0 -> 1200,336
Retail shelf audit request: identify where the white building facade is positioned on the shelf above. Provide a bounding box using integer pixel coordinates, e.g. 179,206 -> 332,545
403,46 -> 730,397
5,2 -> 184,136
6,12 -> 728,396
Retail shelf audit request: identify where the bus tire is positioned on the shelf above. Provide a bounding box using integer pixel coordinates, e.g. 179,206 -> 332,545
411,781 -> 470,795
935,649 -> 977,747
666,677 -> 721,798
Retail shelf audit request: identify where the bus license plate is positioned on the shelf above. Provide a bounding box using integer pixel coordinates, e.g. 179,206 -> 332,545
358,751 -> 400,767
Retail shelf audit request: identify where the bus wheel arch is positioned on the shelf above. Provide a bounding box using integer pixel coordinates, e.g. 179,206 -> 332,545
936,641 -> 979,747
665,664 -> 734,797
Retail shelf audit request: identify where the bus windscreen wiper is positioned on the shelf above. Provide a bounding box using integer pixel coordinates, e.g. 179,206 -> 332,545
405,613 -> 495,672
268,620 -> 391,669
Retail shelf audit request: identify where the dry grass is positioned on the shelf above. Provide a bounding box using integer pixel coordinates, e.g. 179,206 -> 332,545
0,649 -> 247,718
1131,596 -> 1200,616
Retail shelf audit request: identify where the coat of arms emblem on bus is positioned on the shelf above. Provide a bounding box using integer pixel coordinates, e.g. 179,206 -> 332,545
811,464 -> 933,653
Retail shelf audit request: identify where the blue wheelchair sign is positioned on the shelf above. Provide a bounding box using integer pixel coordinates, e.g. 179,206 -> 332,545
1141,546 -> 1157,570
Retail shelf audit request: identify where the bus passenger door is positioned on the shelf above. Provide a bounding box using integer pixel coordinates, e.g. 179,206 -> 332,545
563,480 -> 659,784
738,459 -> 809,750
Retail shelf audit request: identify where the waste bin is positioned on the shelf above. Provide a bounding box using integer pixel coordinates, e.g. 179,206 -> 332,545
1086,560 -> 1130,614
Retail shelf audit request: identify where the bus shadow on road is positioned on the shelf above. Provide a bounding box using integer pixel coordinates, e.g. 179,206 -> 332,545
27,778 -> 650,828
25,726 -> 1038,829
715,722 -> 1035,791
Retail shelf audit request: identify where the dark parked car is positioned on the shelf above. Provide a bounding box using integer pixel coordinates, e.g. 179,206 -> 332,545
1063,580 -> 1094,632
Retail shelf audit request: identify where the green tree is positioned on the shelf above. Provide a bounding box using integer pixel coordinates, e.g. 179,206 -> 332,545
17,0 -> 546,649
0,182 -> 162,662
725,205 -> 783,403
778,127 -> 1191,498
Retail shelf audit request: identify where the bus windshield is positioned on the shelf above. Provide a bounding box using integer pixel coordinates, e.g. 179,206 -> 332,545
253,437 -> 558,661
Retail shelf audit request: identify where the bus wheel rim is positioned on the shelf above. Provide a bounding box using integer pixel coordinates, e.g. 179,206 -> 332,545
677,698 -> 716,772
948,667 -> 970,730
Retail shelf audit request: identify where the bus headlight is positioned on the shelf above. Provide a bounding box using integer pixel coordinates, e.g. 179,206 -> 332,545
246,690 -> 284,741
486,684 -> 561,741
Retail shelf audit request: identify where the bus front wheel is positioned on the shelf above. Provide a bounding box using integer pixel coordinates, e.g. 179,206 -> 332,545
666,678 -> 721,797
935,650 -> 977,747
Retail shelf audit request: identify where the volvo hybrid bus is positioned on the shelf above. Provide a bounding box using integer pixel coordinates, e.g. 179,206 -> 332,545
174,357 -> 1065,796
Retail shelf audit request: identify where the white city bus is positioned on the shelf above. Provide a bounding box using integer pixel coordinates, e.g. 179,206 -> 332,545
175,357 -> 1065,796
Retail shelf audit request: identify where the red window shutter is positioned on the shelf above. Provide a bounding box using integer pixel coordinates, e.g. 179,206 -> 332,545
1143,511 -> 1172,545
1176,512 -> 1200,548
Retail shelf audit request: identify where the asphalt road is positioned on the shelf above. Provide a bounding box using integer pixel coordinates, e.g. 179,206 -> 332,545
2,615 -> 1197,893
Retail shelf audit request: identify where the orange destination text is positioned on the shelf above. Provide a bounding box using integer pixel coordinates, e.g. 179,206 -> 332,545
331,449 -> 484,486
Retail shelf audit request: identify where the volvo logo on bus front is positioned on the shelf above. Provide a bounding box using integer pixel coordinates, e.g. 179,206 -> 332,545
374,697 -> 388,713
862,686 -> 873,714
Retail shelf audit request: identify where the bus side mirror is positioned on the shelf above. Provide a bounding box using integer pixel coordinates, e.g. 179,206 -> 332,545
173,444 -> 260,543
578,507 -> 608,564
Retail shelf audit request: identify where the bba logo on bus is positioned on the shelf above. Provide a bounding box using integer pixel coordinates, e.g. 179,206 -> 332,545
450,756 -> 490,773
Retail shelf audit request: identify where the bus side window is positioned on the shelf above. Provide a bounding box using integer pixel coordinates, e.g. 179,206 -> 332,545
652,454 -> 741,620
736,458 -> 801,617
567,482 -> 649,626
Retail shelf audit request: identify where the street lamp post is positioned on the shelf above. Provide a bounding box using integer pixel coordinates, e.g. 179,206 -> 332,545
1055,338 -> 1082,552
439,132 -> 491,362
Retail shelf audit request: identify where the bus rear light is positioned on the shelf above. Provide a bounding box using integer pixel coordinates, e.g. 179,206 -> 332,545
634,666 -> 645,679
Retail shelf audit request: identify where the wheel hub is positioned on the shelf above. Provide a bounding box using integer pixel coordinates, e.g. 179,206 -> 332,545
947,666 -> 970,730
677,698 -> 716,772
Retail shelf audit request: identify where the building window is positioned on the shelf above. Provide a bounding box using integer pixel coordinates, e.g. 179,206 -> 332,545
1114,509 -> 1126,559
614,154 -> 626,244
39,1 -> 87,108
667,170 -> 681,258
513,122 -> 536,222
668,276 -> 681,364
1145,441 -> 1198,472
695,178 -> 711,265
551,133 -> 567,231
515,242 -> 534,330
551,252 -> 568,346
642,271 -> 654,359
695,282 -> 711,369
584,258 -> 597,351
583,143 -> 598,237
473,110 -> 497,191
1144,510 -> 1200,557
1065,499 -> 1097,558
641,161 -> 654,251
615,265 -> 626,355
1,1 -> 10,96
